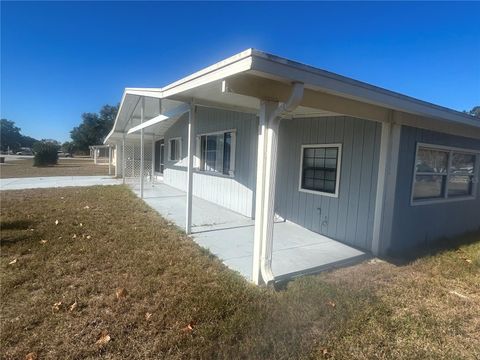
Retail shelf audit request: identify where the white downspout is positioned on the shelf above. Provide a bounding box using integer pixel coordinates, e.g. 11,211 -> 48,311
257,82 -> 304,285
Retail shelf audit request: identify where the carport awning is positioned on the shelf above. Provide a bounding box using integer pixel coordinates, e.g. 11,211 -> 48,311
105,96 -> 189,142
127,102 -> 190,135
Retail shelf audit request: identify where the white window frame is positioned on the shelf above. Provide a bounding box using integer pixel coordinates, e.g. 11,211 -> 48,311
298,143 -> 342,198
168,137 -> 182,162
411,142 -> 480,206
195,129 -> 236,178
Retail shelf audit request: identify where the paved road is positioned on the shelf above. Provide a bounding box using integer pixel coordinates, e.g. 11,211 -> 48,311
0,176 -> 122,190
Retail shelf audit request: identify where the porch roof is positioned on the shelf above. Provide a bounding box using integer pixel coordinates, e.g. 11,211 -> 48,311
105,48 -> 480,144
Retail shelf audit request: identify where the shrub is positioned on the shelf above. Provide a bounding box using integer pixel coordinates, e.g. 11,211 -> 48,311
33,142 -> 59,167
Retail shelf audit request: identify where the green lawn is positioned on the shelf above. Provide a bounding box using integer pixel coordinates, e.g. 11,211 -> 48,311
1,186 -> 479,359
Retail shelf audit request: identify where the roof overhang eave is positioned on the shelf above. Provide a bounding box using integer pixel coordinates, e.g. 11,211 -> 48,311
106,48 -> 479,144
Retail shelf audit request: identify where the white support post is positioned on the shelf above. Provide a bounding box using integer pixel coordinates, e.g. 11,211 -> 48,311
253,102 -> 268,284
252,101 -> 278,285
122,134 -> 126,184
108,146 -> 112,175
372,114 -> 401,256
140,97 -> 145,198
114,144 -> 118,177
151,134 -> 155,184
185,103 -> 196,235
93,148 -> 97,165
260,111 -> 281,284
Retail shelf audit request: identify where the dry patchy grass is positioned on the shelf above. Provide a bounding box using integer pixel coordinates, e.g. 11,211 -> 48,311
0,158 -> 111,178
1,186 -> 479,359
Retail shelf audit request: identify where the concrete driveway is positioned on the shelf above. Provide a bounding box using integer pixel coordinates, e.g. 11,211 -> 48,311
0,176 -> 122,190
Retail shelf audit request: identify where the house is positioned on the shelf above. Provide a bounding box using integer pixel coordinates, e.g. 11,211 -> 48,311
105,49 -> 480,285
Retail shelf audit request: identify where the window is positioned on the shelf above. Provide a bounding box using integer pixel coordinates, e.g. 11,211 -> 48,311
299,144 -> 342,197
197,130 -> 236,176
412,143 -> 478,204
169,138 -> 181,162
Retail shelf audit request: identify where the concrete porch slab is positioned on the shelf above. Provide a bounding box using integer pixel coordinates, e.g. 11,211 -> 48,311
133,181 -> 368,282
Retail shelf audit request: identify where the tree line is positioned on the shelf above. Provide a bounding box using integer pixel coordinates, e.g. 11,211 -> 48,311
1,104 -> 118,155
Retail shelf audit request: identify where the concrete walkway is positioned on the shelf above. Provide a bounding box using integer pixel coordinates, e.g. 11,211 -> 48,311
132,181 -> 368,282
0,176 -> 122,190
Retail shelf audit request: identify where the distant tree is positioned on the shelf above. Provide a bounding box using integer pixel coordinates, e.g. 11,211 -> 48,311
0,119 -> 38,152
466,106 -> 480,118
62,141 -> 76,155
70,104 -> 118,152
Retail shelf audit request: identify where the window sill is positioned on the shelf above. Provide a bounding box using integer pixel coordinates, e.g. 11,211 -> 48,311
411,195 -> 476,206
194,169 -> 234,179
298,187 -> 338,198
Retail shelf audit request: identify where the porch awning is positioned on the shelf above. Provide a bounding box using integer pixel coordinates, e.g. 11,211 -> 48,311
127,102 -> 190,135
105,97 -> 188,143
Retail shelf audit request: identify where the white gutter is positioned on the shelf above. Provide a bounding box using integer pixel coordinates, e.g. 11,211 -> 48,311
258,82 -> 304,285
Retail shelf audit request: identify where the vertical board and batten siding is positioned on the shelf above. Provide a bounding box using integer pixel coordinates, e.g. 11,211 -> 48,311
276,116 -> 381,250
389,126 -> 480,254
163,107 -> 258,217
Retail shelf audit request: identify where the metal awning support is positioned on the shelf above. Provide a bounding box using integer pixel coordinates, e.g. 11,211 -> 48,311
140,97 -> 145,198
127,102 -> 190,134
122,134 -> 126,184
185,102 -> 196,234
108,146 -> 112,175
151,134 -> 155,183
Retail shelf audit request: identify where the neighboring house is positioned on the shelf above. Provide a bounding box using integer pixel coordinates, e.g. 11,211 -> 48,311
105,49 -> 480,285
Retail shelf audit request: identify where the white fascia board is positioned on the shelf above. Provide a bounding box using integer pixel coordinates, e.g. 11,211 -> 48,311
104,90 -> 129,144
125,89 -> 163,98
160,49 -> 254,93
160,57 -> 253,99
249,51 -> 479,128
127,103 -> 189,134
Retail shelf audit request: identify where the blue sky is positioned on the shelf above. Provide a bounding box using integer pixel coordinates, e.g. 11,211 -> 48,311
1,1 -> 479,142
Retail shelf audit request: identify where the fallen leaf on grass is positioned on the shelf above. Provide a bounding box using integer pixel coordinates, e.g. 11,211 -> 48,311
95,330 -> 111,346
79,223 -> 83,227
115,288 -> 128,300
86,235 -> 91,240
9,258 -> 18,265
182,321 -> 195,332
84,205 -> 90,209
319,347 -> 331,358
326,300 -> 336,308
69,301 -> 77,312
52,301 -> 63,312
55,220 -> 59,225
39,240 -> 48,244
145,312 -> 153,321
449,290 -> 470,300
25,352 -> 38,360
72,234 -> 77,239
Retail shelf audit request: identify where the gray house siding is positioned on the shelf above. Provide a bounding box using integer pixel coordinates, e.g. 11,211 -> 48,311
275,116 -> 381,251
388,126 -> 480,254
163,107 -> 258,217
